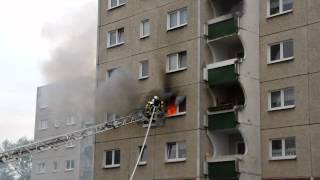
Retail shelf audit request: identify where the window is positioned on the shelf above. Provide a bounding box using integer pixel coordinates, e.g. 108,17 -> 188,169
53,162 -> 58,172
105,113 -> 119,123
166,51 -> 187,73
166,141 -> 186,162
108,0 -> 125,10
66,115 -> 76,125
270,137 -> 296,160
268,40 -> 294,64
66,141 -> 75,148
269,87 -> 295,111
268,0 -> 293,17
139,60 -> 149,79
107,28 -> 125,48
39,119 -> 48,130
65,160 -> 75,171
167,96 -> 186,117
37,162 -> 46,173
38,89 -> 48,109
167,8 -> 188,30
104,149 -> 120,168
140,20 -> 150,38
138,146 -> 147,165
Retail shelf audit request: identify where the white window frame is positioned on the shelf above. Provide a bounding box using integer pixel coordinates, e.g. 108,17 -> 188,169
108,0 -> 126,10
167,7 -> 188,30
166,51 -> 187,73
107,28 -> 125,48
268,39 -> 294,64
103,149 -> 120,168
140,19 -> 150,39
165,141 -> 186,163
139,60 -> 149,80
267,0 -> 293,18
65,160 -> 75,171
268,87 -> 295,111
39,119 -> 48,130
269,137 -> 296,160
37,162 -> 46,174
138,146 -> 147,166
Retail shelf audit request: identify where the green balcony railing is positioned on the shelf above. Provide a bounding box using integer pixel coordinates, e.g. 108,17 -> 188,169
207,64 -> 237,86
208,161 -> 239,180
208,108 -> 238,131
208,16 -> 238,41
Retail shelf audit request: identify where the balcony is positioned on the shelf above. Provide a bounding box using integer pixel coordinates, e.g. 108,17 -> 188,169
206,14 -> 239,42
204,58 -> 240,86
207,105 -> 238,131
208,159 -> 239,180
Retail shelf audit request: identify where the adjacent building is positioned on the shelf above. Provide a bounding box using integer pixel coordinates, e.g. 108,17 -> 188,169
31,79 -> 95,180
94,0 -> 320,180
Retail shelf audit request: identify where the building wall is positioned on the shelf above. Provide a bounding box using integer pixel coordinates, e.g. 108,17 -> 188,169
260,0 -> 320,179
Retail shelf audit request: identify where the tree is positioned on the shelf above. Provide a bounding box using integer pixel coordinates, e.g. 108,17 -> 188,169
0,138 -> 32,180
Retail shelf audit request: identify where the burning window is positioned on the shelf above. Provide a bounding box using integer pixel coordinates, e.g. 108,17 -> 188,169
167,96 -> 186,117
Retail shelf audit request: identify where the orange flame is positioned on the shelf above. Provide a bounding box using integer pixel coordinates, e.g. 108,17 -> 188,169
167,104 -> 177,116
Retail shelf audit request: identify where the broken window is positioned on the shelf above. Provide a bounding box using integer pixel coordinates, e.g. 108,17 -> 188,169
167,96 -> 186,117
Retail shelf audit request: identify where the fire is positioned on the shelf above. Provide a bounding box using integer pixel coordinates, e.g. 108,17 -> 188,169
167,104 -> 177,116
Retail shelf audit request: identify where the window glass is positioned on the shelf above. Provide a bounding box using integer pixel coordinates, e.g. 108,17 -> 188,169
142,20 -> 150,37
111,0 -> 117,7
285,137 -> 296,156
106,151 -> 113,165
169,54 -> 178,71
178,142 -> 186,159
283,0 -> 293,11
272,139 -> 282,157
169,11 -> 178,28
284,88 -> 294,106
270,43 -> 280,61
53,162 -> 57,171
167,142 -> 177,159
283,40 -> 294,59
118,28 -> 124,43
179,52 -> 187,68
139,146 -> 147,162
109,31 -> 117,46
271,91 -> 281,108
180,8 -> 187,25
141,61 -> 149,77
114,150 -> 120,165
177,96 -> 186,113
270,0 -> 280,15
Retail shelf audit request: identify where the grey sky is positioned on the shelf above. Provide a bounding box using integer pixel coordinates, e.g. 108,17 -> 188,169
0,0 -> 97,142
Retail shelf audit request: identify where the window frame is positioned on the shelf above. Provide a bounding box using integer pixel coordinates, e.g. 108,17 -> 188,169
269,137 -> 296,160
268,39 -> 294,64
167,7 -> 188,31
39,119 -> 48,130
37,162 -> 46,174
140,19 -> 150,39
138,146 -> 147,166
267,0 -> 293,18
108,0 -> 126,10
139,60 -> 149,80
166,96 -> 187,118
65,160 -> 75,171
103,149 -> 121,168
166,51 -> 187,73
268,87 -> 295,111
165,141 -> 186,163
107,28 -> 125,48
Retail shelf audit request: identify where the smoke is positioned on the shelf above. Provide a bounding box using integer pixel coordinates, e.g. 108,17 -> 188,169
41,1 -> 97,83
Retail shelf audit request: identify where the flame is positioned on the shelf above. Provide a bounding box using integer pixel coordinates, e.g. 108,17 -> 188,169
167,104 -> 177,116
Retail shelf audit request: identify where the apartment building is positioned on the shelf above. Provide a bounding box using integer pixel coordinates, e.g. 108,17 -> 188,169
95,0 -> 320,180
31,79 -> 95,180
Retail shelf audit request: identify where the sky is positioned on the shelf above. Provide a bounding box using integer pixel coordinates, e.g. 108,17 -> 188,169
0,0 -> 97,143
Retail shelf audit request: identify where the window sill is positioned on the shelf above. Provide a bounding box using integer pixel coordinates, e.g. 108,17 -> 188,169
268,57 -> 294,65
140,35 -> 150,39
267,9 -> 293,19
166,67 -> 187,74
107,3 -> 126,11
269,155 -> 296,161
65,169 -> 74,172
268,105 -> 295,112
167,23 -> 188,31
166,112 -> 186,118
165,158 -> 186,163
103,164 -> 120,169
36,172 -> 46,175
107,42 -> 125,49
39,128 -> 48,131
138,76 -> 149,80
138,161 -> 147,166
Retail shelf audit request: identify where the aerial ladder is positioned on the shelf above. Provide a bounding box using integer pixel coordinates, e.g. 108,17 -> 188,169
0,96 -> 164,165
